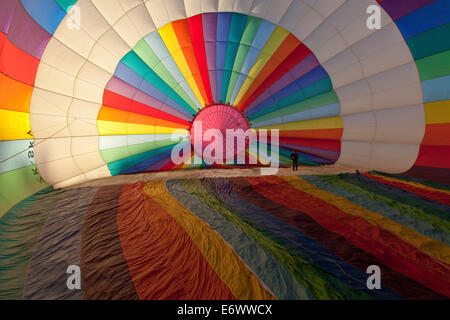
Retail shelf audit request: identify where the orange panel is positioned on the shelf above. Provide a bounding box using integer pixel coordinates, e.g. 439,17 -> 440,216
98,106 -> 188,129
237,34 -> 301,109
421,123 -> 450,146
0,72 -> 33,113
171,20 -> 210,105
279,128 -> 343,140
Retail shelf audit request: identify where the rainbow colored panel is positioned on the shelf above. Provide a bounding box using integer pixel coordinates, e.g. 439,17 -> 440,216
0,174 -> 448,299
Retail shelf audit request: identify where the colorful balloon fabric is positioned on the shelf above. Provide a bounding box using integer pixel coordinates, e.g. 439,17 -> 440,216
0,0 -> 449,300
0,0 -> 449,216
0,173 -> 449,299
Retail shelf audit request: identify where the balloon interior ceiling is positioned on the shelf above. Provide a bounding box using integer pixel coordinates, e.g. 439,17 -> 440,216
0,0 -> 449,215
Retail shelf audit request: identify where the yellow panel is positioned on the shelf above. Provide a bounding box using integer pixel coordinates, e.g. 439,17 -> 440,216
234,27 -> 289,105
0,109 -> 31,140
97,120 -> 189,135
282,176 -> 450,264
424,100 -> 450,124
158,24 -> 205,106
255,116 -> 343,130
144,181 -> 274,300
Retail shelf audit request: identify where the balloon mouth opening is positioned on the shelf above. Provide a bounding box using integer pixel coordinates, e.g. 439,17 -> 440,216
189,104 -> 251,164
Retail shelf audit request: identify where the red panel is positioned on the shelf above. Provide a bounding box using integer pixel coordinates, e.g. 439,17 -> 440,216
117,182 -> 236,300
279,137 -> 341,151
421,123 -> 450,146
414,145 -> 450,169
103,90 -> 190,126
0,31 -> 39,86
246,175 -> 450,297
364,173 -> 450,206
240,45 -> 312,111
172,19 -> 210,105
187,14 -> 213,105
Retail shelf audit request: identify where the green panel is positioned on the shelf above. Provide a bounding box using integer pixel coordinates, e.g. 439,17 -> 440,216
250,89 -> 339,124
249,78 -> 333,121
134,40 -> 197,110
55,0 -> 78,11
222,13 -> 249,103
407,22 -> 450,60
121,51 -> 196,114
0,166 -> 49,219
416,49 -> 450,81
226,17 -> 262,102
100,138 -> 187,164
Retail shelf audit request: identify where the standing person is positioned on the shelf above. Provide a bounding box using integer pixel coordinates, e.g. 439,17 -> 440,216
290,151 -> 299,171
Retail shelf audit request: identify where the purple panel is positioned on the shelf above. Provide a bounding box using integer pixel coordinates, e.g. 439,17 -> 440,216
379,0 -> 436,21
245,54 -> 320,113
6,1 -> 51,59
404,165 -> 450,185
0,0 -> 18,34
203,13 -> 217,102
144,154 -> 172,172
280,142 -> 340,163
105,76 -> 191,121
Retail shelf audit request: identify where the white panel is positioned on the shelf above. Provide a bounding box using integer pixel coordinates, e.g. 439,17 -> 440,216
369,143 -> 419,173
303,21 -> 347,63
75,0 -> 111,39
73,151 -> 106,172
84,165 -> 111,181
34,62 -> 75,97
201,0 -> 219,13
53,165 -> 111,188
322,49 -> 362,89
40,38 -> 86,77
53,25 -> 95,59
118,0 -> 142,11
279,0 -> 310,32
250,0 -> 270,17
336,79 -> 372,115
37,158 -> 83,185
218,0 -> 235,12
303,0 -> 346,18
53,173 -> 89,189
67,99 -> 102,136
234,0 -> 253,14
341,112 -> 376,142
113,13 -> 145,48
373,105 -> 425,145
337,141 -> 372,169
184,0 -> 202,17
96,28 -> 131,60
74,61 -> 112,103
29,88 -> 72,118
88,40 -> 120,74
368,63 -> 423,110
91,0 -> 124,25
167,0 -> 188,21
350,23 -> 414,79
34,137 -> 73,163
145,0 -> 171,28
127,4 -> 157,36
71,136 -> 101,155
30,114 -> 72,139
263,0 -> 292,24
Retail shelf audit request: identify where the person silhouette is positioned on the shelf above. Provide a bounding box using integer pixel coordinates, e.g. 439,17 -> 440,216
290,151 -> 299,171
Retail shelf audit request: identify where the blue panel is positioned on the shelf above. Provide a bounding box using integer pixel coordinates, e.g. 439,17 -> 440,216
395,0 -> 450,39
216,12 -> 232,102
21,0 -> 66,34
422,74 -> 450,102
